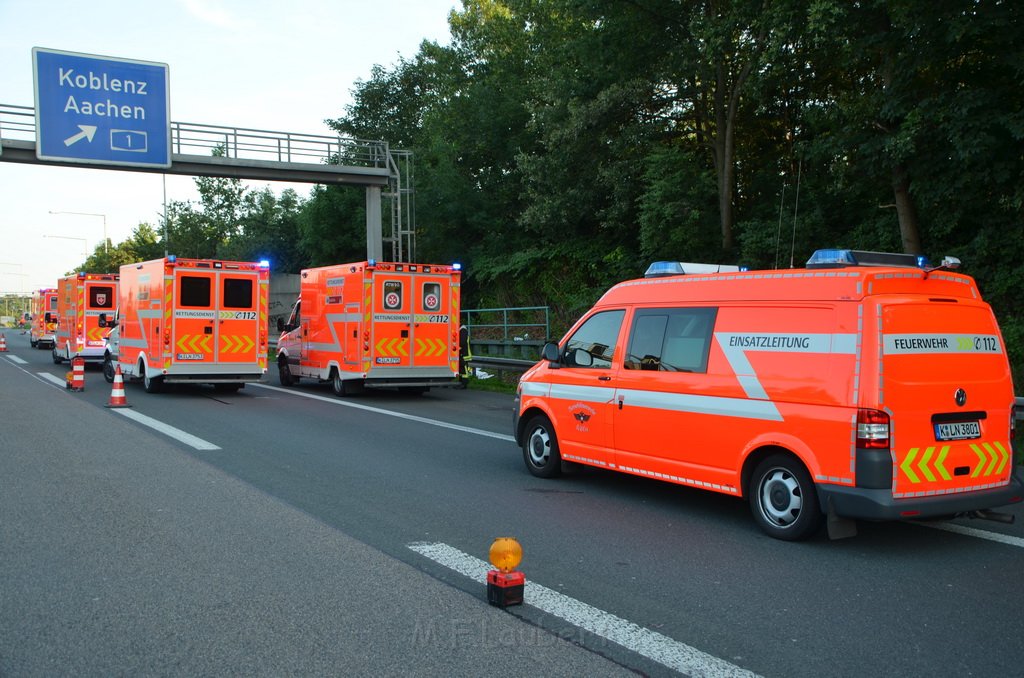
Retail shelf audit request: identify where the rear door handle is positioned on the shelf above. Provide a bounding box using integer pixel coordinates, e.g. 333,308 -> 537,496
598,375 -> 611,381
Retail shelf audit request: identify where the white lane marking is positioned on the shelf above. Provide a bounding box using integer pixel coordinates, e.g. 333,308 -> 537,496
408,541 -> 761,678
252,383 -> 516,442
5,355 -> 27,364
111,409 -> 221,451
37,372 -> 68,387
919,521 -> 1024,548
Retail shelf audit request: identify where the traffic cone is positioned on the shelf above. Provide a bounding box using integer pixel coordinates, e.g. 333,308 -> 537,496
68,356 -> 85,391
104,365 -> 132,408
0,333 -> 7,352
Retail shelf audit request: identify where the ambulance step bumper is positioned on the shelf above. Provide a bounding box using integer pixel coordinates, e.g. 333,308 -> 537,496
819,468 -> 1024,521
163,374 -> 263,384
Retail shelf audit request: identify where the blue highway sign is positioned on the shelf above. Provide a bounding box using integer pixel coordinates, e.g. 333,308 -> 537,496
33,47 -> 170,168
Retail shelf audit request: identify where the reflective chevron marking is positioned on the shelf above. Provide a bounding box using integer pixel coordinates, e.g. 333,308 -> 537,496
375,337 -> 408,357
970,442 -> 1009,478
901,445 -> 953,484
414,337 -> 446,357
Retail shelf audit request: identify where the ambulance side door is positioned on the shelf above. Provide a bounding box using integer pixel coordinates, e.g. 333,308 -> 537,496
545,309 -> 625,466
612,307 -> 719,475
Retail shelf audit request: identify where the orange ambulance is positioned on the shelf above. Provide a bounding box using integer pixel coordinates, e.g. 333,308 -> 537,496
514,249 -> 1023,540
277,260 -> 461,395
30,287 -> 58,349
106,256 -> 269,393
52,273 -> 118,363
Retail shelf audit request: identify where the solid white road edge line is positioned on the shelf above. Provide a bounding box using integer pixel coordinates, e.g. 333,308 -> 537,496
252,383 -> 516,442
917,521 -> 1024,548
407,541 -> 761,678
111,408 -> 221,451
36,372 -> 67,387
5,355 -> 27,364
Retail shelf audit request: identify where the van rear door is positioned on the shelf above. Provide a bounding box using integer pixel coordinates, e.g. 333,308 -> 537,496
85,280 -> 117,350
217,272 -> 259,365
880,301 -> 1014,499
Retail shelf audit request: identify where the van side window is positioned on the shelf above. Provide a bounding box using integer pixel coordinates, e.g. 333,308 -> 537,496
625,307 -> 717,373
563,310 -> 625,369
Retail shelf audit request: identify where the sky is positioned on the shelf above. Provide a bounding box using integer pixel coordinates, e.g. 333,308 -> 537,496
0,0 -> 457,294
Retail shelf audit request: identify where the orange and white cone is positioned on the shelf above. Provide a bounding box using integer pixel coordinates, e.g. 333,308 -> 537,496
105,365 -> 132,408
0,333 -> 7,352
68,356 -> 85,391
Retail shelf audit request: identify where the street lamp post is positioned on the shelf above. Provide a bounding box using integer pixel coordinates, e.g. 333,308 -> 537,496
49,210 -> 108,253
42,235 -> 89,258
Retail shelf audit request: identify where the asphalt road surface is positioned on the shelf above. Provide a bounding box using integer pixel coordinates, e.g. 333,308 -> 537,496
2,330 -> 1022,677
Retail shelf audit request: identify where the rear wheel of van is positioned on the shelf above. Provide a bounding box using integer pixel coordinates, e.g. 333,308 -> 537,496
143,368 -> 164,394
522,414 -> 562,478
52,347 -> 64,364
749,454 -> 823,541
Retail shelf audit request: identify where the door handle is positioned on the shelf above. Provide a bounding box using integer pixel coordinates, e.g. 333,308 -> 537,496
598,375 -> 611,381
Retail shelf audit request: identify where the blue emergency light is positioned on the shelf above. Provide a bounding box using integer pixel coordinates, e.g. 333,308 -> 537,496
806,249 -> 927,269
452,262 -> 462,271
259,259 -> 270,268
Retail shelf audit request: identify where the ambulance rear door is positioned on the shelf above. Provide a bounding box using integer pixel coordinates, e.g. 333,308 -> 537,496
216,270 -> 260,366
369,269 -> 413,369
410,268 -> 455,371
84,279 -> 117,352
879,299 -> 1015,499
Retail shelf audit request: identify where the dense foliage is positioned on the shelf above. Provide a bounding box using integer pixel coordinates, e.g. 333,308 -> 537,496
77,0 -> 1024,383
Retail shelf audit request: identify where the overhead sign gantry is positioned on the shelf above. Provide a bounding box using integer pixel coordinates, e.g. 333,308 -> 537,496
32,47 -> 170,168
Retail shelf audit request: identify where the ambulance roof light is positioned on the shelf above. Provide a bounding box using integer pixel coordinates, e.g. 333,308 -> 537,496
258,259 -> 270,268
806,249 -> 926,269
452,262 -> 462,271
368,259 -> 377,268
644,261 -> 741,278
167,255 -> 177,264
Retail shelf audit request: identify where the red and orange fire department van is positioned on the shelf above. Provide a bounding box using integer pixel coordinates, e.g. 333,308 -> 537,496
105,256 -> 269,393
515,249 -> 1023,540
52,273 -> 118,363
30,287 -> 58,349
277,260 -> 461,395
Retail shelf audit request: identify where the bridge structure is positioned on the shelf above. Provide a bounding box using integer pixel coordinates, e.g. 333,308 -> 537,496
0,103 -> 415,262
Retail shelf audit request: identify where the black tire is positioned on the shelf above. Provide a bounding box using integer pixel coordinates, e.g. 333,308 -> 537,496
30,339 -> 37,348
749,454 -> 823,541
52,346 -> 64,364
278,358 -> 296,387
103,354 -> 115,383
522,414 -> 562,478
331,369 -> 346,397
142,367 -> 163,394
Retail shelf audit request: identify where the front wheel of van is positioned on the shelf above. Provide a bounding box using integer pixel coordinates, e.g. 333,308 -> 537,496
103,354 -> 115,383
278,358 -> 296,387
522,415 -> 562,478
749,454 -> 823,541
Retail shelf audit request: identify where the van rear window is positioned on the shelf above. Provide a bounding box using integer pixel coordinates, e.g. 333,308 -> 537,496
223,278 -> 253,309
180,276 -> 211,307
88,286 -> 115,309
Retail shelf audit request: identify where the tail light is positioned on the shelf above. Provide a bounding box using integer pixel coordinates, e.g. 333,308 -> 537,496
857,408 -> 890,449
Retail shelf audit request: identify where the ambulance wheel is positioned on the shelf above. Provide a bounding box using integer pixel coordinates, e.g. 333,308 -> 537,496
749,454 -> 823,541
522,414 -> 562,478
30,338 -> 37,348
331,369 -> 347,397
52,347 -> 64,364
103,355 -> 115,383
278,359 -> 296,386
143,369 -> 164,394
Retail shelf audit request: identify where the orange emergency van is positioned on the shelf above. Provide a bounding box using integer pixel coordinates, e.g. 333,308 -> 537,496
277,260 -> 461,395
30,287 -> 58,349
514,249 -> 1023,540
52,273 -> 118,363
106,256 -> 269,393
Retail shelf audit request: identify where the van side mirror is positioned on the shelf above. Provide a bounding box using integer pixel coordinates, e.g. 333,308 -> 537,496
44,312 -> 53,323
98,313 -> 108,328
571,348 -> 594,367
277,317 -> 285,332
542,342 -> 561,367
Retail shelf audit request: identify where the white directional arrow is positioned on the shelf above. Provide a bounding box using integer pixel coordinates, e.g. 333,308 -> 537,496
63,125 -> 97,147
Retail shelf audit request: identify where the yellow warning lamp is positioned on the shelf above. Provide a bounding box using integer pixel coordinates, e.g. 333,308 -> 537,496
488,537 -> 523,573
486,537 -> 525,608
